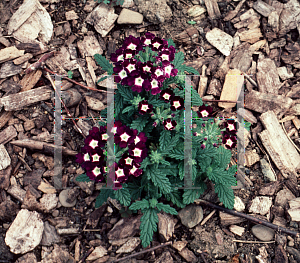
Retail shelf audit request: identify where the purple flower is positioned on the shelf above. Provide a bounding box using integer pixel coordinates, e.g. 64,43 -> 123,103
197,105 -> 213,118
224,120 -> 238,135
149,78 -> 162,95
122,59 -> 138,76
129,163 -> 143,177
138,100 -> 153,115
128,142 -> 148,163
111,47 -> 125,63
115,126 -> 134,148
160,89 -> 174,102
163,118 -> 177,130
162,61 -> 178,78
86,164 -> 105,182
123,49 -> 136,60
151,37 -> 168,51
122,35 -> 142,51
170,96 -> 184,111
222,134 -> 237,149
141,32 -> 155,46
126,73 -> 149,93
113,65 -> 128,84
152,67 -> 166,82
200,144 -> 206,149
132,130 -> 147,145
158,49 -> 175,62
119,153 -> 135,168
115,163 -> 129,183
137,61 -> 153,74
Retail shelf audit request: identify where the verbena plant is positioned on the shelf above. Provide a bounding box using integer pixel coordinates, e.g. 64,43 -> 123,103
75,33 -> 237,247
94,0 -> 124,7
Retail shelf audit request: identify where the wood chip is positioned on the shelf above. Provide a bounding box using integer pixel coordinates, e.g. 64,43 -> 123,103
13,53 -> 33,65
206,28 -> 233,57
253,0 -> 275,17
38,180 -> 56,194
218,69 -> 244,109
238,28 -> 263,44
0,126 -> 17,145
0,46 -> 25,63
259,110 -> 300,178
0,86 -> 52,111
77,35 -> 103,57
5,209 -> 44,254
0,144 -> 11,170
0,61 -> 23,79
203,0 -> 220,19
229,225 -> 245,236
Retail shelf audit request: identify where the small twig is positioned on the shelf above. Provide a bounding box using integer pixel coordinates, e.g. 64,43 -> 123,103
194,199 -> 300,238
200,209 -> 216,225
232,240 -> 275,244
198,250 -> 209,263
78,247 -> 94,263
44,68 -> 115,94
25,51 -> 56,74
17,155 -> 32,172
46,72 -> 86,139
202,99 -> 241,103
111,241 -> 172,263
242,72 -> 258,88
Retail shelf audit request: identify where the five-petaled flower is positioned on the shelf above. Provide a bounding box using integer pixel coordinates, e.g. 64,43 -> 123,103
170,96 -> 184,111
224,120 -> 239,134
138,100 -> 153,115
197,105 -> 213,118
163,118 -> 177,130
222,134 -> 237,149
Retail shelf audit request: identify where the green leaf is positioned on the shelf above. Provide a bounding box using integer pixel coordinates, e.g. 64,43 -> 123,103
67,70 -> 73,79
75,174 -> 91,182
127,179 -> 145,201
130,117 -> 148,132
173,88 -> 185,98
94,54 -> 113,74
167,149 -> 185,160
114,187 -> 131,206
95,189 -> 115,208
129,199 -> 150,210
209,167 -> 238,186
244,121 -> 251,131
178,161 -> 184,180
215,146 -> 232,169
114,92 -> 123,116
167,38 -> 176,48
159,130 -> 171,152
182,188 -> 201,205
145,165 -> 172,194
160,134 -> 180,154
140,157 -> 151,170
149,198 -> 158,208
139,208 -> 159,248
187,20 -> 196,25
156,203 -> 178,215
117,84 -> 134,102
179,64 -> 200,75
122,105 -> 135,114
173,52 -> 185,70
165,191 -> 185,208
214,183 -> 235,209
97,76 -> 108,84
192,88 -> 203,106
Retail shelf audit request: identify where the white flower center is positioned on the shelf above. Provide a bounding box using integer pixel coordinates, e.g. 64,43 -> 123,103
153,42 -> 161,49
226,139 -> 233,147
83,153 -> 90,161
133,148 -> 142,157
128,43 -> 137,50
144,39 -> 151,45
92,167 -> 101,177
119,69 -> 127,79
201,110 -> 208,117
162,54 -> 169,60
155,69 -> 163,77
92,154 -> 100,162
135,77 -> 144,86
173,101 -> 181,108
126,64 -> 136,72
134,136 -> 140,144
102,133 -> 109,140
125,54 -> 133,59
130,165 -> 138,174
111,127 -> 117,134
228,124 -> 235,131
143,66 -> 151,72
163,94 -> 171,100
164,65 -> 172,74
117,54 -> 124,61
120,132 -> 130,142
116,168 -> 125,178
166,123 -> 173,129
151,79 -> 158,88
141,105 -> 149,111
89,139 -> 98,149
125,157 -> 133,165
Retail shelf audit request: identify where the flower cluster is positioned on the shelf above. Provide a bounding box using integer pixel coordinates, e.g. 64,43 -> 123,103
221,119 -> 238,149
112,33 -> 178,95
76,121 -> 148,187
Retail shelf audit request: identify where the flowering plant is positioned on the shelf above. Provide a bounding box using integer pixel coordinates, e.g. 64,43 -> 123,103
94,0 -> 124,7
75,33 -> 237,248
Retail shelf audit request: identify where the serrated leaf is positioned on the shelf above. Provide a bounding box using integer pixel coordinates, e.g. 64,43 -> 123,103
167,149 -> 185,160
129,199 -> 150,210
165,191 -> 185,208
130,117 -> 148,132
114,187 -> 131,206
97,76 -> 108,84
167,38 -> 176,48
214,183 -> 235,209
215,146 -> 232,169
146,165 -> 171,194
140,157 -> 151,170
156,203 -> 178,215
160,134 -> 180,154
140,208 -> 159,248
117,84 -> 134,102
114,92 -> 123,116
173,88 -> 185,98
192,88 -> 203,106
122,105 -> 135,114
179,64 -> 200,75
127,180 -> 144,200
173,52 -> 185,70
95,189 -> 115,208
75,174 -> 91,182
94,54 -> 113,74
209,167 -> 238,186
159,130 -> 171,152
183,189 -> 201,205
